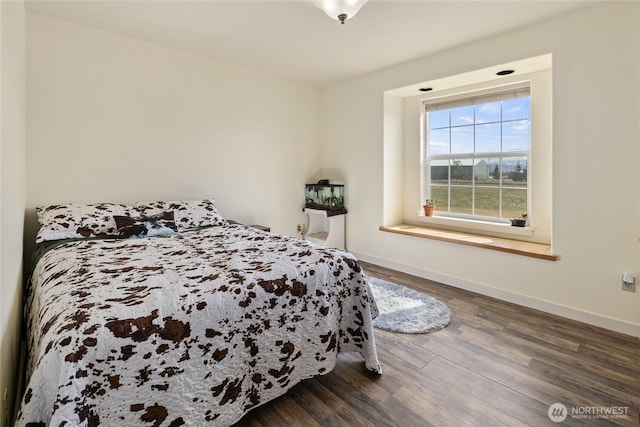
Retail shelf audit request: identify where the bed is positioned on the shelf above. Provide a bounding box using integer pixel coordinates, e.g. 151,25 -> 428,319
16,200 -> 381,426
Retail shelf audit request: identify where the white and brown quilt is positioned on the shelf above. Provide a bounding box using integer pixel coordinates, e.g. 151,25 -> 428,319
16,225 -> 381,426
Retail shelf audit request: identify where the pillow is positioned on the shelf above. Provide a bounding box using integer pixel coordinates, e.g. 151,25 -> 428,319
135,199 -> 227,230
36,203 -> 137,243
114,212 -> 178,239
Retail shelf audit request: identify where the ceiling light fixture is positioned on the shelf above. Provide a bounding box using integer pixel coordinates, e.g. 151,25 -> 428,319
314,0 -> 368,24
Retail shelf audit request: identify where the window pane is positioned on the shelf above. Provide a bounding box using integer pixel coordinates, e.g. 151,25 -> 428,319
451,126 -> 473,154
430,159 -> 449,183
501,157 -> 527,186
503,120 -> 530,151
503,97 -> 530,121
429,128 -> 449,155
451,105 -> 474,127
501,188 -> 527,218
450,159 -> 473,185
429,109 -> 449,129
475,187 -> 500,217
474,158 -> 500,186
450,186 -> 472,215
429,185 -> 448,211
475,123 -> 500,153
475,101 -> 501,124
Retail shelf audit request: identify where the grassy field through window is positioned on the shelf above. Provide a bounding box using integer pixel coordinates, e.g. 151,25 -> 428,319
430,180 -> 526,219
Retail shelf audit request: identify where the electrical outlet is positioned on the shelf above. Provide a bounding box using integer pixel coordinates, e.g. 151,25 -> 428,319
622,273 -> 636,292
296,224 -> 306,234
622,280 -> 636,292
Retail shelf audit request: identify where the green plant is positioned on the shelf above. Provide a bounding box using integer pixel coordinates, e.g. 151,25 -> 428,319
424,199 -> 435,206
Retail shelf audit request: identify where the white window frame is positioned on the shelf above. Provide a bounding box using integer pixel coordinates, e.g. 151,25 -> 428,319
412,67 -> 552,244
423,83 -> 531,225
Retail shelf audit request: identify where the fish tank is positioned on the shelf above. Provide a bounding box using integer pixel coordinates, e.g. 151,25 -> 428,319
305,180 -> 344,210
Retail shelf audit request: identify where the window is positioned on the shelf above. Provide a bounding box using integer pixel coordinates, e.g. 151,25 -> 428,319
424,83 -> 531,222
383,55 -> 551,244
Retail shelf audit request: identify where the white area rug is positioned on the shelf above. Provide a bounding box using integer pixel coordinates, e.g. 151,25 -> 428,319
368,276 -> 451,334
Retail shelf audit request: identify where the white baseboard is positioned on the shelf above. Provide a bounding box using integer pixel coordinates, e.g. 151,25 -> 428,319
352,251 -> 640,339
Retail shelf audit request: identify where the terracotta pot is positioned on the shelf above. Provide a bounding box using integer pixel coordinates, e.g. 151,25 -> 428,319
423,205 -> 435,217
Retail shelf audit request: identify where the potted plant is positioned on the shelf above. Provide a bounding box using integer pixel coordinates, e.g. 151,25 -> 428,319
423,199 -> 436,217
510,213 -> 528,227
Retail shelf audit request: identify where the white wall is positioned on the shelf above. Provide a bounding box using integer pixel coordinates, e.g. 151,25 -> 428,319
319,2 -> 640,336
0,1 -> 26,425
26,12 -> 320,248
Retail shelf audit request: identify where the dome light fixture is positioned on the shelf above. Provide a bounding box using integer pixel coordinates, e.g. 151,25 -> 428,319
314,0 -> 368,24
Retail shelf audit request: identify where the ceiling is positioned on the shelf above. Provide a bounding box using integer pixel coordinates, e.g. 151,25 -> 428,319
26,0 -> 595,87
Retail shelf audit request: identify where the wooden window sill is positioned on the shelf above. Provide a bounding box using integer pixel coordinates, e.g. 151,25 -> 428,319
379,224 -> 557,261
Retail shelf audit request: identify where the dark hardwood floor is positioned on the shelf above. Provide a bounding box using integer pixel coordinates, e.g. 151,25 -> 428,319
235,261 -> 640,426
